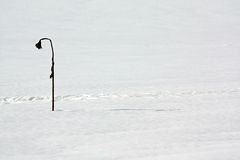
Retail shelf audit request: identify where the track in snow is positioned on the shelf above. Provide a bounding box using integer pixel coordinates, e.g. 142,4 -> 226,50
1,88 -> 239,105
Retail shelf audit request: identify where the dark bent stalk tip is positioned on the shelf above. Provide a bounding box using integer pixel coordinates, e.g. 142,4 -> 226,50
35,40 -> 42,49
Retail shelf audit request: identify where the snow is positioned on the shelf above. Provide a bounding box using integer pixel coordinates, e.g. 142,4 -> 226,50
1,0 -> 240,159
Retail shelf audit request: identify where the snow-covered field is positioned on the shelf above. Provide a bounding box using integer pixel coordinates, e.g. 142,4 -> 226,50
1,0 -> 240,159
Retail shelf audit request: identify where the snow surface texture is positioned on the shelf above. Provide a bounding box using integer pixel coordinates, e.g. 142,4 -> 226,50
1,0 -> 240,159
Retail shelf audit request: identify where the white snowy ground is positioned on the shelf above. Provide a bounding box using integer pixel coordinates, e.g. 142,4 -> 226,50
1,0 -> 240,159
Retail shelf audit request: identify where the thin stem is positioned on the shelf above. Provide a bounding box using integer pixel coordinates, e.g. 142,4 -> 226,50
39,38 -> 55,111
